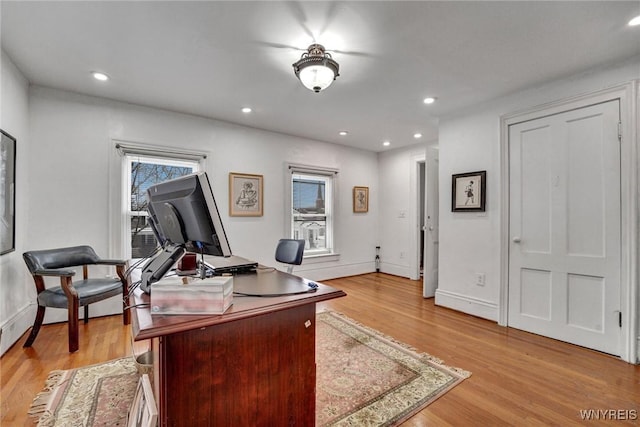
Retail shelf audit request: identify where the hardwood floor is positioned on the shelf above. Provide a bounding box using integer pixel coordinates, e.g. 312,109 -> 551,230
2,273 -> 639,426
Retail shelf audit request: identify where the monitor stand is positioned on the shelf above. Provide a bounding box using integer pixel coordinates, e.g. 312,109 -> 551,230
140,244 -> 186,294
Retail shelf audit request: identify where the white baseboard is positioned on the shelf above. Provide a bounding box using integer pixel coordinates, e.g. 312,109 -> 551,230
294,262 -> 376,282
1,303 -> 36,356
379,262 -> 414,280
435,289 -> 499,322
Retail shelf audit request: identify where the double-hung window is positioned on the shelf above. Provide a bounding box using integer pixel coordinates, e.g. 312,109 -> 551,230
118,143 -> 204,259
289,165 -> 337,257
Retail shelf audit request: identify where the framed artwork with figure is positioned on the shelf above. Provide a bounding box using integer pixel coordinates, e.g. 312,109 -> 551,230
353,186 -> 369,213
452,171 -> 486,212
229,172 -> 263,217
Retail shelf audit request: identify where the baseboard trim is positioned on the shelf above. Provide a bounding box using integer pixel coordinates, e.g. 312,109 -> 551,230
435,289 -> 498,322
379,263 -> 414,280
1,303 -> 35,356
293,262 -> 376,282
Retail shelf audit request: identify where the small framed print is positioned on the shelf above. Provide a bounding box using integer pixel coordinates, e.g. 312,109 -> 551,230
353,186 -> 369,213
452,171 -> 486,212
229,172 -> 263,217
128,374 -> 158,427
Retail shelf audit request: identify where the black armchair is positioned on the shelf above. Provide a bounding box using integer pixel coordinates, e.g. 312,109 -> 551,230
22,245 -> 130,352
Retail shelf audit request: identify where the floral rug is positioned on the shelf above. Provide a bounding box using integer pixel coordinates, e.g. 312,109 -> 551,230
316,311 -> 470,426
30,312 -> 469,426
29,357 -> 138,426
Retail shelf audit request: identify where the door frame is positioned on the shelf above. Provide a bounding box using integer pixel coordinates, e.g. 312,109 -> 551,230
499,81 -> 638,363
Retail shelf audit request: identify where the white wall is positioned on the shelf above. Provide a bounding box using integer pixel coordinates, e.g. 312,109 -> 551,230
0,68 -> 380,353
436,58 -> 640,329
17,85 -> 379,324
0,51 -> 32,355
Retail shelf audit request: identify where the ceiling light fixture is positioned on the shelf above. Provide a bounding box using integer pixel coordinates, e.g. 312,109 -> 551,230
339,131 -> 348,136
414,133 -> 423,139
92,71 -> 109,81
423,97 -> 436,104
241,107 -> 252,113
293,44 -> 340,93
383,141 -> 391,147
629,15 -> 640,26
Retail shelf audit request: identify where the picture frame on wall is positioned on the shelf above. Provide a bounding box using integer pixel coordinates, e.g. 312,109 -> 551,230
353,186 -> 369,213
229,172 -> 263,217
452,171 -> 486,212
127,374 -> 158,427
1,130 -> 16,255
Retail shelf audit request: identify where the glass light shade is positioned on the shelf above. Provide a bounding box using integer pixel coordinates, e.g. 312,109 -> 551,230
299,65 -> 336,93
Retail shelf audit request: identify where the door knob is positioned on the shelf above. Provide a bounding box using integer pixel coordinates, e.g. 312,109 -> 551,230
512,237 -> 521,243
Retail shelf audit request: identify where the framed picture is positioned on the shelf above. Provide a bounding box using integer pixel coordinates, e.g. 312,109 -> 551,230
452,171 -> 486,212
229,172 -> 263,217
1,130 -> 16,255
127,374 -> 158,427
353,186 -> 369,213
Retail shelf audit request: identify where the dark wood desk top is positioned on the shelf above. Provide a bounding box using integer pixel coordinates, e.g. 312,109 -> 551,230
131,268 -> 346,341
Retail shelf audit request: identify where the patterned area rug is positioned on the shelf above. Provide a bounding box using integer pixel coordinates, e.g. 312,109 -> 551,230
30,311 -> 469,426
316,311 -> 470,426
29,357 -> 138,426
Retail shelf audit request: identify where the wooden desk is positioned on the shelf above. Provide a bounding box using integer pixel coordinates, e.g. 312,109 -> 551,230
131,269 -> 346,426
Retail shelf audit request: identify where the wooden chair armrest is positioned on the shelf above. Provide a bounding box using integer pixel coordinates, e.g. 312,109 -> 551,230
59,276 -> 78,298
33,269 -> 76,277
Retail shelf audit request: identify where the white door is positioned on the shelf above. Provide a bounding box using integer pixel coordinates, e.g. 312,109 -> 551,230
508,100 -> 621,355
423,148 -> 439,297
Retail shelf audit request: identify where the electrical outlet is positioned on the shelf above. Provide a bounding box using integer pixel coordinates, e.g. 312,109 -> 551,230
399,251 -> 405,259
475,273 -> 486,286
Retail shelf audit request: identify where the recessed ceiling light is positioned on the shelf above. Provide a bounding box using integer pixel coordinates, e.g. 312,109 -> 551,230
383,141 -> 391,146
92,71 -> 109,81
241,107 -> 252,113
414,133 -> 422,139
629,15 -> 640,26
339,131 -> 348,136
423,97 -> 436,104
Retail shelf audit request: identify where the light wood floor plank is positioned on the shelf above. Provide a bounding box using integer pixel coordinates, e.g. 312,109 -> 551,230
2,273 -> 638,425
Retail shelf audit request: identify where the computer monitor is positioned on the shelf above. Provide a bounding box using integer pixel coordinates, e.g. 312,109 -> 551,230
139,172 -> 232,293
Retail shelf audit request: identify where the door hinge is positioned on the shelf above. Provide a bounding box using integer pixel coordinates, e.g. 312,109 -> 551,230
618,122 -> 622,142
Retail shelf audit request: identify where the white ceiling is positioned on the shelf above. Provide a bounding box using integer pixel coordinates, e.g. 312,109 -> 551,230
2,1 -> 639,152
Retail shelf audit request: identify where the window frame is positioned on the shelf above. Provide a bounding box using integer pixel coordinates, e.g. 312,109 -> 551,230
286,164 -> 339,260
115,142 -> 206,260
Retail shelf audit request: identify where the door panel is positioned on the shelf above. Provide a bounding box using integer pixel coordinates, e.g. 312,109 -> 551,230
508,100 -> 621,355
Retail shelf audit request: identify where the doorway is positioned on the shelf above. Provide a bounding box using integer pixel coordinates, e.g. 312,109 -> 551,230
419,147 -> 439,297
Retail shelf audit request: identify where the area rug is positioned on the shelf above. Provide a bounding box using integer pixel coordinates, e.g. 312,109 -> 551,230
316,311 -> 470,426
30,311 -> 470,426
29,357 -> 138,426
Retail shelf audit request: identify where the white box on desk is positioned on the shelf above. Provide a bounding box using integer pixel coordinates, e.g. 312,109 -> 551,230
150,276 -> 233,315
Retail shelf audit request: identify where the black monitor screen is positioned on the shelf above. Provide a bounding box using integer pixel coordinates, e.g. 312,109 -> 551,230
146,172 -> 232,257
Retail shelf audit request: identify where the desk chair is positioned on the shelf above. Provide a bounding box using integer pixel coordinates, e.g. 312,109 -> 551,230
22,245 -> 130,353
275,239 -> 305,274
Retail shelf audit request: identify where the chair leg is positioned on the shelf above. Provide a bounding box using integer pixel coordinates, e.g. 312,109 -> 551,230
84,305 -> 89,324
23,305 -> 46,348
68,297 -> 79,353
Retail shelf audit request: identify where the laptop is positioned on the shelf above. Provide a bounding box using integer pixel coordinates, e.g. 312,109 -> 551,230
202,254 -> 258,275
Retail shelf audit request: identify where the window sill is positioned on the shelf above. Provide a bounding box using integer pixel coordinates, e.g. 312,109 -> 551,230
302,253 -> 340,264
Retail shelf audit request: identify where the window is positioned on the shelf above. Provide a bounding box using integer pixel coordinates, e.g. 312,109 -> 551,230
117,142 -> 205,259
127,156 -> 199,258
289,166 -> 337,257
